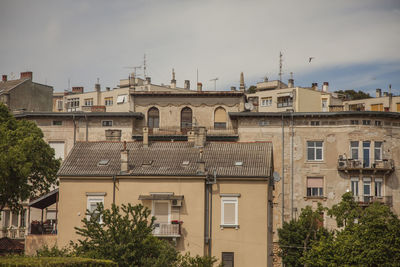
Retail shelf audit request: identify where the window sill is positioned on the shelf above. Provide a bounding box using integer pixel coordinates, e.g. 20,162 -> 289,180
220,224 -> 239,230
305,161 -> 325,164
303,196 -> 327,201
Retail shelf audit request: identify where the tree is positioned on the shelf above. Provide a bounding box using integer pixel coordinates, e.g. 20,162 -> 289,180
334,89 -> 371,100
0,103 -> 60,213
247,85 -> 257,94
73,203 -> 178,267
302,193 -> 400,266
278,204 -> 330,267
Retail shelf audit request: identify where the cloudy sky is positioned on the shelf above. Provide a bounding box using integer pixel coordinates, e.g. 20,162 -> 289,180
1,0 -> 399,95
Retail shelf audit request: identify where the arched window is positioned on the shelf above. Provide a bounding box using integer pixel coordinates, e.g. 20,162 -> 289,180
214,107 -> 227,129
148,107 -> 159,129
181,107 -> 192,134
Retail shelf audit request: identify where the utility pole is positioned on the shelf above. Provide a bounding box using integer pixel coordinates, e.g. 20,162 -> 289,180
210,77 -> 218,91
143,53 -> 147,78
279,52 -> 283,89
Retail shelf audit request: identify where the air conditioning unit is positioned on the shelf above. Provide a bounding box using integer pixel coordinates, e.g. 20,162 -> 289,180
171,199 -> 182,207
338,160 -> 347,168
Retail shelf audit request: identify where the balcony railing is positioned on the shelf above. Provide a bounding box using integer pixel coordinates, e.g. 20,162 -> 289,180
133,126 -> 238,136
0,227 -> 26,239
152,223 -> 181,238
353,196 -> 393,207
338,158 -> 394,173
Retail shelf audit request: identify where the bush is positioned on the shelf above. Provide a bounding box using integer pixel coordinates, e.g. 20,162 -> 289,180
0,256 -> 116,266
36,245 -> 73,257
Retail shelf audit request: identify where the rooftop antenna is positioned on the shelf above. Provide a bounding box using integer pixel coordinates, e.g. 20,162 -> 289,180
290,72 -> 294,80
68,78 -> 70,90
210,77 -> 218,90
124,66 -> 142,77
143,53 -> 147,78
279,52 -> 283,89
196,69 -> 199,86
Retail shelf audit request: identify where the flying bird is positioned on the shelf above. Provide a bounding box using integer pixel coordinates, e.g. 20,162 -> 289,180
309,57 -> 315,63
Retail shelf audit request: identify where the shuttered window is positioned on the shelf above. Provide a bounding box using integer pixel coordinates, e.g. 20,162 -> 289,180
221,197 -> 238,226
371,104 -> 383,111
153,201 -> 169,223
214,107 -> 227,129
307,177 -> 323,197
222,252 -> 234,267
397,103 -> 400,112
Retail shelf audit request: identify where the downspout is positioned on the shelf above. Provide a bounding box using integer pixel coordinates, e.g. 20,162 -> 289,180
281,114 -> 285,227
73,114 -> 76,144
204,179 -> 209,255
291,111 -> 294,220
113,175 -> 116,205
85,114 -> 88,142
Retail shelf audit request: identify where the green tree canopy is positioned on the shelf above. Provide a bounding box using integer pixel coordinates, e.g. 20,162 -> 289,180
247,85 -> 257,94
0,103 -> 60,213
334,89 -> 372,100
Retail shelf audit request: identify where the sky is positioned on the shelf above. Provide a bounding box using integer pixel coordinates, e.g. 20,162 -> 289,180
1,0 -> 400,95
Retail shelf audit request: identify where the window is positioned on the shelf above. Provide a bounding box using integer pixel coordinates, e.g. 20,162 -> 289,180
322,98 -> 328,112
362,120 -> 371,125
221,197 -> 238,227
363,141 -> 371,167
363,178 -> 371,201
350,141 -> 359,160
56,100 -> 63,110
181,107 -> 193,133
375,120 -> 382,126
375,178 -> 383,197
310,121 -> 320,126
307,141 -> 323,161
350,120 -> 359,125
84,98 -> 93,106
351,178 -> 359,196
49,141 -> 65,160
104,97 -> 113,106
307,177 -> 323,197
374,141 -> 382,161
222,252 -> 234,267
87,196 -> 104,223
117,94 -> 128,104
67,98 -> 80,110
371,104 -> 383,111
152,201 -> 170,224
52,120 -> 62,126
102,120 -> 113,127
214,107 -> 227,129
20,209 -> 26,228
261,97 -> 272,107
148,107 -> 160,129
259,120 -> 270,126
277,96 -> 293,108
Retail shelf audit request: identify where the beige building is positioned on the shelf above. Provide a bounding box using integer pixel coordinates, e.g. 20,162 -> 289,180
246,79 -> 342,113
343,88 -> 400,112
0,72 -> 53,112
229,111 -> 400,265
56,137 -> 274,267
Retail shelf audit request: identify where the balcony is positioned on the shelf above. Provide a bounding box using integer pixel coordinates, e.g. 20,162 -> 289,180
337,157 -> 394,174
353,196 -> 393,207
0,227 -> 26,239
152,223 -> 181,238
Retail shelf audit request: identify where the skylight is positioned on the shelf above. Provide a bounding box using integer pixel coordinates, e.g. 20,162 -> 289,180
182,161 -> 190,165
98,159 -> 110,166
234,161 -> 243,166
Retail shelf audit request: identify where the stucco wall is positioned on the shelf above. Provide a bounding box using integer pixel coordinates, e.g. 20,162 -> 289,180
8,82 -> 53,112
25,234 -> 57,256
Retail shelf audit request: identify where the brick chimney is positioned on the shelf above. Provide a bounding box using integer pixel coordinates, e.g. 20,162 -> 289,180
311,83 -> 318,90
197,82 -> 203,92
20,71 -> 33,80
121,141 -> 129,174
194,126 -> 207,148
184,80 -> 190,90
72,86 -> 84,94
288,79 -> 294,88
322,82 -> 329,92
2,75 -> 7,82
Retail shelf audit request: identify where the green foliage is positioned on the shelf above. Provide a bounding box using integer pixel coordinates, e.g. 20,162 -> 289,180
0,103 -> 60,213
0,256 -> 116,266
328,192 -> 362,228
278,204 -> 330,267
247,85 -> 257,94
175,252 -> 222,267
72,203 -> 178,267
302,195 -> 400,266
36,245 -> 73,257
334,89 -> 371,100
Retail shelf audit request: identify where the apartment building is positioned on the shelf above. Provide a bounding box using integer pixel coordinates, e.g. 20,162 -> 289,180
343,88 -> 400,112
56,135 -> 274,266
0,72 -> 53,112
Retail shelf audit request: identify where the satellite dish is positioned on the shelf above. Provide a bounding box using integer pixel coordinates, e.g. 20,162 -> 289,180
244,102 -> 254,111
273,171 -> 281,182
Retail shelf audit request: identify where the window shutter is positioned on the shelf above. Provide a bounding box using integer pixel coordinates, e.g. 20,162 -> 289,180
224,203 -> 236,224
154,202 -> 169,223
307,177 -> 323,187
215,108 -> 227,123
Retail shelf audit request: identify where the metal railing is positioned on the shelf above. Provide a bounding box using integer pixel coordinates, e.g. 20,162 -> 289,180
152,223 -> 181,237
338,158 -> 394,171
133,126 -> 238,136
353,196 -> 393,206
0,227 -> 26,239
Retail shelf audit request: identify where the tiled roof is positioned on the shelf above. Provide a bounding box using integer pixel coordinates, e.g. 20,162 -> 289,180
0,79 -> 28,93
58,142 -> 273,178
0,237 -> 24,252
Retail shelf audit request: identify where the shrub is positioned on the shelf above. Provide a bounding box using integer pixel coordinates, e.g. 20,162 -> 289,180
0,256 -> 116,266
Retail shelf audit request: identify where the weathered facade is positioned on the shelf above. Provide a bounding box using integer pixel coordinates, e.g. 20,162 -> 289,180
342,88 -> 400,112
57,140 -> 274,266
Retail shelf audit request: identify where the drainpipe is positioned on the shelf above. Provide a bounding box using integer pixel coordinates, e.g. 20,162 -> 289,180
204,179 -> 209,255
73,114 -> 76,144
291,111 -> 294,220
85,114 -> 88,142
281,114 -> 285,227
113,175 -> 116,205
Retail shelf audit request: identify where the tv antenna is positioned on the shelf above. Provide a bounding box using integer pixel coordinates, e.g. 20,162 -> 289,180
210,77 -> 218,90
124,66 -> 142,77
143,53 -> 147,78
290,72 -> 293,79
279,52 -> 283,88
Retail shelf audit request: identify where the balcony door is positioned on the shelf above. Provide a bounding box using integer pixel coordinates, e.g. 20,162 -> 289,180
181,107 -> 192,134
363,177 -> 371,202
363,141 -> 370,167
148,107 -> 159,133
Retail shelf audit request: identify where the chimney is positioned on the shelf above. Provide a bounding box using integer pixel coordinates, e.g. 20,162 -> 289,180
106,87 -> 110,91
20,71 -> 33,80
383,92 -> 388,97
240,72 -> 245,91
197,82 -> 203,92
288,79 -> 294,88
2,75 -> 7,82
72,86 -> 84,94
376,88 -> 382,98
184,80 -> 190,90
188,130 -> 195,143
311,83 -> 318,90
146,77 -> 151,85
171,68 -> 176,89
120,141 -> 129,173
143,127 -> 149,148
322,82 -> 329,92
231,86 -> 236,91
197,149 -> 206,175
194,126 -> 207,148
95,83 -> 101,92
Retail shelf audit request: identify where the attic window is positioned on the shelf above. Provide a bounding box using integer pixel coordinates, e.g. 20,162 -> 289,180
182,161 -> 190,165
234,161 -> 243,166
98,159 -> 110,166
142,160 -> 153,166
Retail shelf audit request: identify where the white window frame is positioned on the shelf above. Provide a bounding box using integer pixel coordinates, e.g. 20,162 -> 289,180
116,94 -> 128,104
221,197 -> 238,228
56,100 -> 63,110
307,141 -> 323,161
351,177 -> 359,197
375,178 -> 383,197
102,120 -> 113,127
350,141 -> 359,160
86,196 -> 104,223
260,97 -> 272,107
104,97 -> 113,106
374,141 -> 382,161
152,200 -> 171,224
84,98 -> 93,106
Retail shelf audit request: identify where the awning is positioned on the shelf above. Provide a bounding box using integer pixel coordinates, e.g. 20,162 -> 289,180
138,194 -> 184,200
29,189 -> 59,209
